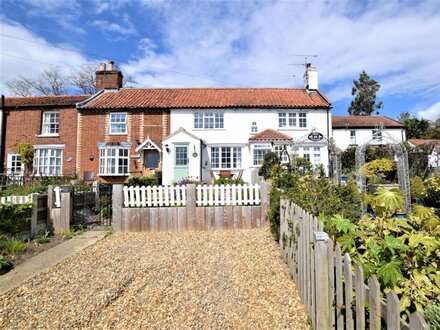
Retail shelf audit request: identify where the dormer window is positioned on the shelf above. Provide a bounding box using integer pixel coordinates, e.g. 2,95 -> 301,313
41,111 -> 59,135
109,112 -> 127,135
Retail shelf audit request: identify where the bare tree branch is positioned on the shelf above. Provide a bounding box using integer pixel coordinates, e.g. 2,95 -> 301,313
3,77 -> 34,96
70,63 -> 98,94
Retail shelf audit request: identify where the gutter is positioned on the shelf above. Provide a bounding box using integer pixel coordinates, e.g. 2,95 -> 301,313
0,95 -> 6,173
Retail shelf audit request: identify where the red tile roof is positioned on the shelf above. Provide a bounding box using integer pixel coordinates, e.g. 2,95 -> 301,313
332,116 -> 404,128
249,129 -> 293,141
4,95 -> 89,108
408,139 -> 440,146
80,88 -> 331,109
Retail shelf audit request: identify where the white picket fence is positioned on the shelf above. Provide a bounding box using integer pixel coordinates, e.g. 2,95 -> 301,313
196,184 -> 260,206
0,193 -> 37,205
123,185 -> 187,207
122,184 -> 261,208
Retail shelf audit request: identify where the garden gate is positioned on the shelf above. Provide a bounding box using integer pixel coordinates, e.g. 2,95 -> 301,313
72,183 -> 113,227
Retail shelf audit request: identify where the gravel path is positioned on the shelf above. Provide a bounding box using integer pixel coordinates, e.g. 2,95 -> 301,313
0,228 -> 307,329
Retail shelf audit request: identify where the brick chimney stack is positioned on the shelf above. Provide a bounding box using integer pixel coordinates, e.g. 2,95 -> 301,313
95,61 -> 123,92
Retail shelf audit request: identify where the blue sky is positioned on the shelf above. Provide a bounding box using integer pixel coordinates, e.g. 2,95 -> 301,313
1,0 -> 440,120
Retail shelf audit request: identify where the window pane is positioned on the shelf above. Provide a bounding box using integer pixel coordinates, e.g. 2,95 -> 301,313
299,113 -> 307,128
221,147 -> 231,168
110,113 -> 127,134
42,112 -> 59,134
288,113 -> 296,127
194,113 -> 203,129
175,146 -> 188,166
279,113 -> 286,127
215,113 -> 224,128
211,147 -> 219,168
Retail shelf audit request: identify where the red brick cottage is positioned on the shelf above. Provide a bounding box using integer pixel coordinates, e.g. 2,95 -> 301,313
1,95 -> 88,177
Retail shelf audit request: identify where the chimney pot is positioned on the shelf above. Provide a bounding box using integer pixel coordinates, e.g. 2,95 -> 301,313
100,63 -> 106,71
108,61 -> 114,71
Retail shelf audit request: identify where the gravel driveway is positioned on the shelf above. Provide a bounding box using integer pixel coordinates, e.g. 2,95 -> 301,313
0,228 -> 307,329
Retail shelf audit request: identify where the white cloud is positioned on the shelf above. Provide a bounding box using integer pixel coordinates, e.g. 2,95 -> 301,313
0,20 -> 89,95
417,101 -> 440,121
121,1 -> 440,102
92,18 -> 137,38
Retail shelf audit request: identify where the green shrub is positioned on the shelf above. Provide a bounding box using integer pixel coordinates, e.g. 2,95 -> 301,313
424,304 -> 440,329
213,178 -> 246,185
32,229 -> 50,244
426,173 -> 440,206
0,255 -> 13,274
127,175 -> 159,187
364,158 -> 396,183
259,152 -> 280,179
410,176 -> 427,200
0,238 -> 27,254
0,202 -> 34,235
62,228 -> 77,239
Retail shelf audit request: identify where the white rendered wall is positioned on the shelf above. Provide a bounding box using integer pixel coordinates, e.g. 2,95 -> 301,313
170,108 -> 332,182
333,128 -> 405,151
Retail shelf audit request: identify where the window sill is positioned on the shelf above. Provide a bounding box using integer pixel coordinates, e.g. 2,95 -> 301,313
277,128 -> 308,131
37,134 -> 59,137
108,133 -> 128,136
98,173 -> 130,177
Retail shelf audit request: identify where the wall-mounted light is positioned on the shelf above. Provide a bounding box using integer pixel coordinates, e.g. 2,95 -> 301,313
165,144 -> 170,153
89,155 -> 94,161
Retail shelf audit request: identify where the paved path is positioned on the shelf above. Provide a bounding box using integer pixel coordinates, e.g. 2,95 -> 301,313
0,230 -> 108,295
0,228 -> 307,329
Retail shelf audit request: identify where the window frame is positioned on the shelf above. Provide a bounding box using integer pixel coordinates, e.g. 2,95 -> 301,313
193,112 -> 224,129
210,146 -> 242,169
99,147 -> 130,176
252,143 -> 272,166
33,147 -> 63,176
41,111 -> 59,136
7,153 -> 23,176
350,130 -> 357,144
109,112 -> 128,135
278,112 -> 307,129
273,145 -> 289,163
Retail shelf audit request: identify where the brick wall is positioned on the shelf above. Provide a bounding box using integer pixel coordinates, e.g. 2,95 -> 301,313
4,106 -> 78,176
78,109 -> 170,182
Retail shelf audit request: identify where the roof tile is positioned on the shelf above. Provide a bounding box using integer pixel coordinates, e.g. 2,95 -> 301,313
332,116 -> 404,128
4,95 -> 89,107
249,129 -> 293,141
81,88 -> 331,109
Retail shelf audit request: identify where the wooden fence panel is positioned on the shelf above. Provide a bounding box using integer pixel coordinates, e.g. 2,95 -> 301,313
334,244 -> 345,330
355,263 -> 366,329
368,275 -> 381,330
279,200 -> 430,330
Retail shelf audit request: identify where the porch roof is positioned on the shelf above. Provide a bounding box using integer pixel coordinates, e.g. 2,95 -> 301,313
249,129 -> 293,142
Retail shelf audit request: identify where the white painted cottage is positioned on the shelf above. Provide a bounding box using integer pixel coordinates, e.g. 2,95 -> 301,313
332,116 -> 406,151
162,65 -> 333,184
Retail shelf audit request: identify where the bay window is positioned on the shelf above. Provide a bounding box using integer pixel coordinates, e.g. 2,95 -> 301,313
210,147 -> 241,168
33,147 -> 63,176
99,147 -> 129,175
253,144 -> 272,165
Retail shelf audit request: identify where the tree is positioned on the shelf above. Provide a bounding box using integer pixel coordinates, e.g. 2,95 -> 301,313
69,64 -> 97,94
348,70 -> 383,116
4,63 -> 136,96
427,116 -> 440,139
398,111 -> 431,139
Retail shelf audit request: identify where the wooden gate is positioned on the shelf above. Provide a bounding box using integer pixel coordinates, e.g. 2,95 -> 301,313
72,183 -> 112,228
